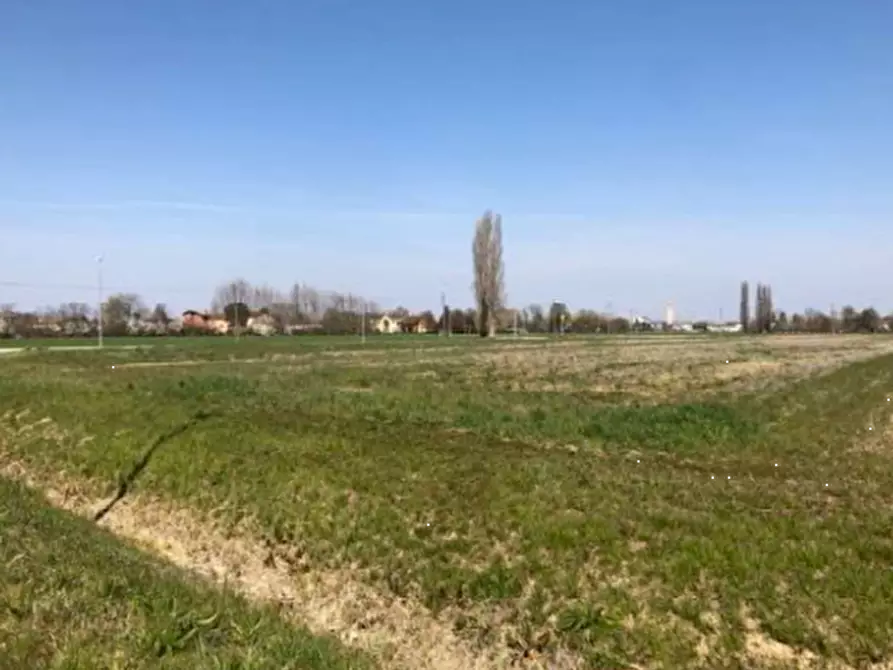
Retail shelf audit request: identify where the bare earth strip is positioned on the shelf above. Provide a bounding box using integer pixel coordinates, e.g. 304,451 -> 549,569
0,457 -> 551,670
5,456 -> 892,670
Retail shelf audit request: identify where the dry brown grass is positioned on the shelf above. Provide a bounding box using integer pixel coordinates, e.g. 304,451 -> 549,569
444,335 -> 893,400
105,336 -> 893,395
735,604 -> 893,670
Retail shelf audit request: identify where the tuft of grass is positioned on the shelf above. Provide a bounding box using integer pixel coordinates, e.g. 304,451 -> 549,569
580,402 -> 761,452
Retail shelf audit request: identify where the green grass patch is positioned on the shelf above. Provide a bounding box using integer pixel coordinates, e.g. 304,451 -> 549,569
580,402 -> 762,452
2,337 -> 893,666
0,476 -> 370,670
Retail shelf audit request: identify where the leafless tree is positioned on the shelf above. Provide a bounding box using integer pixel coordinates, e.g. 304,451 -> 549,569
840,305 -> 857,333
151,303 -> 170,324
54,302 -> 92,336
0,304 -> 14,336
418,310 -> 438,332
858,307 -> 881,332
755,283 -> 764,332
765,285 -> 771,331
56,302 -> 89,320
775,310 -> 789,331
211,279 -> 252,313
289,282 -> 325,323
328,292 -> 345,312
526,304 -> 546,333
250,284 -> 282,311
549,301 -> 570,333
266,301 -> 294,327
296,285 -> 323,322
103,293 -> 143,335
348,293 -> 377,314
572,309 -> 602,333
464,308 -> 479,334
309,289 -> 323,319
288,283 -> 303,323
753,283 -> 775,333
472,210 -> 505,337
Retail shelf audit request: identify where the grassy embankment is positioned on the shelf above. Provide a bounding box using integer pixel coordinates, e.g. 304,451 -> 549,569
0,475 -> 370,669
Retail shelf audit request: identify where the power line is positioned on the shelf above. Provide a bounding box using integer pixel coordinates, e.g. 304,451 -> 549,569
0,280 -> 97,290
0,280 -> 209,295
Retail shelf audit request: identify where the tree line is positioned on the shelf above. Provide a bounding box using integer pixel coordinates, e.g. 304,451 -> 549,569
738,280 -> 887,333
3,289 -> 889,338
1,212 -> 890,338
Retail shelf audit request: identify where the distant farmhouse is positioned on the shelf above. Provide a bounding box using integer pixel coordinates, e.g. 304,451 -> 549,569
375,314 -> 401,334
374,313 -> 434,335
170,309 -> 437,337
181,310 -> 230,335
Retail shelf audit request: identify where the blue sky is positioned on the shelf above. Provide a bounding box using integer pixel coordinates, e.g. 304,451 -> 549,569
1,0 -> 891,320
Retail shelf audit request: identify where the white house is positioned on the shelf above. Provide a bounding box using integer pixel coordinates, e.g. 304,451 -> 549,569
205,317 -> 228,335
707,323 -> 743,334
374,314 -> 402,334
247,314 -> 276,336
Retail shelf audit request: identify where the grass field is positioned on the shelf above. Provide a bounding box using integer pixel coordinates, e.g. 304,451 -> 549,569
0,476 -> 369,669
2,333 -> 893,669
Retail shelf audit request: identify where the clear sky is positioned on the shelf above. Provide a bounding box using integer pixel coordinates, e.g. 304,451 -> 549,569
1,0 -> 891,320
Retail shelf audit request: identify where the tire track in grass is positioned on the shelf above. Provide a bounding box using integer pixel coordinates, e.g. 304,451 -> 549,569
93,410 -> 214,521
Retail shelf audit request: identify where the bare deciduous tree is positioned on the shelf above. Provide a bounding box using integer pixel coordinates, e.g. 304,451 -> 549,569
288,283 -> 303,324
858,307 -> 881,332
103,293 -> 143,335
472,210 -> 505,337
764,286 -> 771,331
0,304 -> 14,337
754,283 -> 775,333
526,304 -> 546,333
549,301 -> 570,333
250,284 -> 281,311
288,284 -> 324,323
211,279 -> 252,314
55,302 -> 92,336
840,305 -> 857,332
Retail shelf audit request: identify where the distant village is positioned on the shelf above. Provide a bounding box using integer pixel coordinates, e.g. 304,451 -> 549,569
1,303 -> 852,339
1,276 -> 890,338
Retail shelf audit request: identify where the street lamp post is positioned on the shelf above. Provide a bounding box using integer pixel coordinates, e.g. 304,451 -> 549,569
96,255 -> 104,349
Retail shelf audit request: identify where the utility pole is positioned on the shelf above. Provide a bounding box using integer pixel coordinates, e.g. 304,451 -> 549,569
96,255 -> 104,349
361,300 -> 367,344
513,309 -> 519,338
